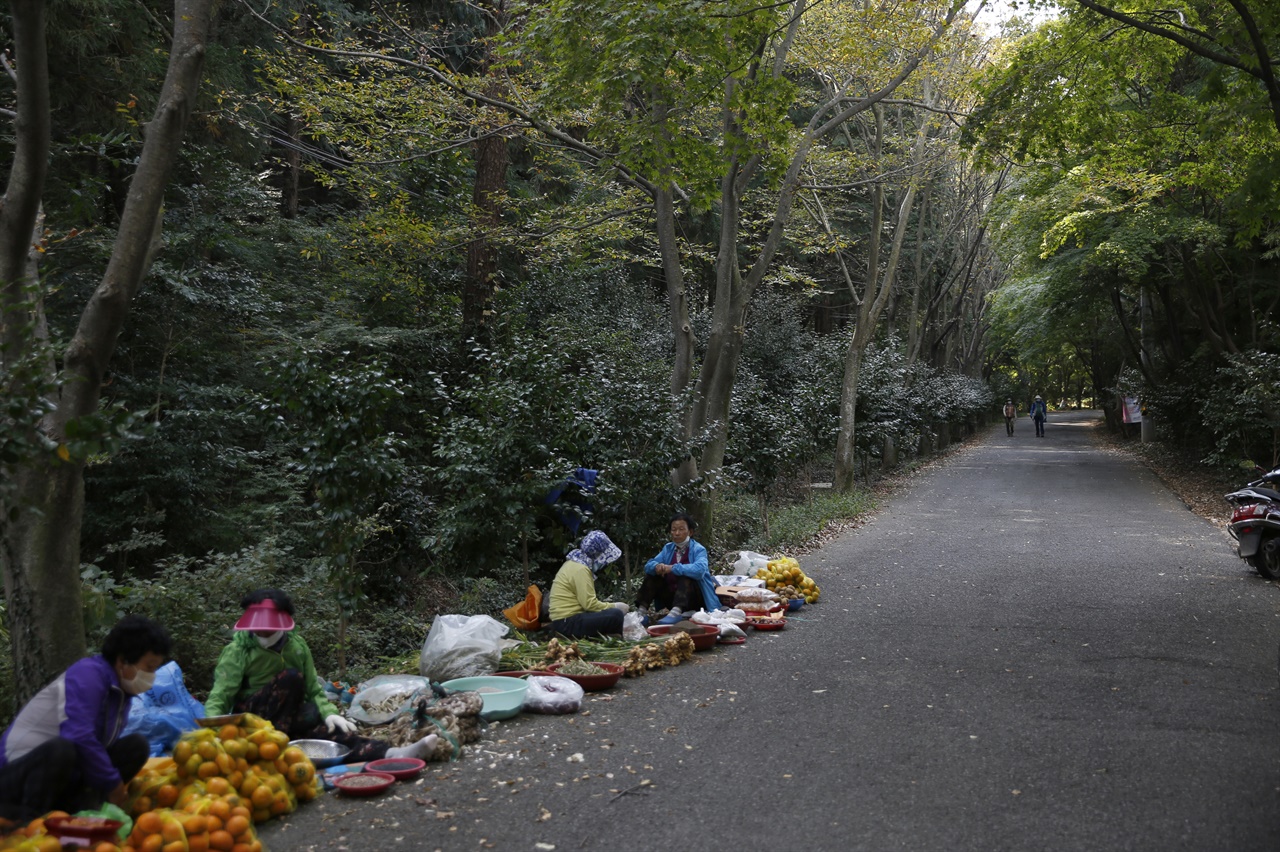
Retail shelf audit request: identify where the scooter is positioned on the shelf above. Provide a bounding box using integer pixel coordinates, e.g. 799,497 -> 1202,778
1224,466 -> 1280,580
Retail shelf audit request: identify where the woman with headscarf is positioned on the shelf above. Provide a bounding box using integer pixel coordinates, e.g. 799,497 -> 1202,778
204,589 -> 437,762
546,531 -> 630,638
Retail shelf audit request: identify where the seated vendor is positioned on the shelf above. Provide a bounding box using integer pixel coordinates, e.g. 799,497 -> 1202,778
0,615 -> 169,821
638,512 -> 722,625
547,531 -> 630,638
204,589 -> 436,763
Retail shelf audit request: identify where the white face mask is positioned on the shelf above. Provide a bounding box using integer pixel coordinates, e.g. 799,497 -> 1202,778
123,669 -> 156,695
256,631 -> 285,648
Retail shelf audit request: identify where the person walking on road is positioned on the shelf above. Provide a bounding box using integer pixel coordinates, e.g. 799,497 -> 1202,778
1003,399 -> 1017,435
1030,395 -> 1047,437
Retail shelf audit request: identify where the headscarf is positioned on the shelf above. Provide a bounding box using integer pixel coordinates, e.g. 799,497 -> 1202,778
566,530 -> 622,574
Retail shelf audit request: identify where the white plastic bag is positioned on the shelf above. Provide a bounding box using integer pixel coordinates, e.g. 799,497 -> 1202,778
731,551 -> 772,574
349,674 -> 431,725
419,614 -> 509,682
523,676 -> 585,714
621,611 -> 649,641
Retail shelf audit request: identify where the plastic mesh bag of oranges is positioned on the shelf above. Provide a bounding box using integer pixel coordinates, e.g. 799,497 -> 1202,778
121,809 -> 188,852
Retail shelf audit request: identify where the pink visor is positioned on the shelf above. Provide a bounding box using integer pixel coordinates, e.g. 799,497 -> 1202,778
233,602 -> 296,632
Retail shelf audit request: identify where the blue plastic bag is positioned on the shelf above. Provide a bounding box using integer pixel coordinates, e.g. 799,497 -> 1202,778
122,661 -> 206,756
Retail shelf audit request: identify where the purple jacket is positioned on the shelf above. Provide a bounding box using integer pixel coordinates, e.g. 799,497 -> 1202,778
0,655 -> 133,791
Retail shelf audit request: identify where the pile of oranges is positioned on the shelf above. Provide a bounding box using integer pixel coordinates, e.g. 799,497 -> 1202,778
130,714 -> 318,829
0,812 -> 82,852
122,804 -> 260,852
1,716 -> 320,852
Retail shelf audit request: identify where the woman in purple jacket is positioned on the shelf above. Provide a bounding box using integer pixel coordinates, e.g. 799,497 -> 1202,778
0,615 -> 170,820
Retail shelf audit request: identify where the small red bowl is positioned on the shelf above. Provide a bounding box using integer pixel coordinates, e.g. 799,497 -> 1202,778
546,661 -> 624,691
44,816 -> 123,843
365,757 -> 426,780
335,771 -> 397,796
747,617 -> 786,631
647,623 -> 719,650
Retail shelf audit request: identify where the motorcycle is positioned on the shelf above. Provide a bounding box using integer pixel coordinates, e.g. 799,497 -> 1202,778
1224,466 -> 1280,580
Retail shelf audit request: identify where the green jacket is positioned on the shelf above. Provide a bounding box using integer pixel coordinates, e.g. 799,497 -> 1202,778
204,631 -> 338,719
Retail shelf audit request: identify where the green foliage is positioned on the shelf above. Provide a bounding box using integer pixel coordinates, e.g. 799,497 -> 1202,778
743,488 -> 879,554
259,351 -> 407,616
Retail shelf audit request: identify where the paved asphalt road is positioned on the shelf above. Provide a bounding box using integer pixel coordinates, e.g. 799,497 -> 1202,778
260,410 -> 1280,852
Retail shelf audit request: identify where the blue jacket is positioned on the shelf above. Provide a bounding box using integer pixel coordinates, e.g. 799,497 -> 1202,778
644,539 -> 722,611
0,655 -> 133,791
1030,399 -> 1047,420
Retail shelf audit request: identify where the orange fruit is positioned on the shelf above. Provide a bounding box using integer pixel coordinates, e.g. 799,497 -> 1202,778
94,843 -> 119,852
33,837 -> 62,852
135,813 -> 163,837
173,741 -> 193,764
243,744 -> 258,763
161,820 -> 185,843
206,777 -> 230,797
256,743 -> 278,762
218,725 -> 241,742
226,770 -> 244,790
228,806 -> 252,821
281,746 -> 306,765
207,800 -> 230,823
196,741 -> 219,761
216,753 -> 236,775
182,815 -> 207,836
183,755 -> 203,778
155,784 -> 179,808
251,808 -> 269,825
25,817 -> 46,836
204,816 -> 223,834
139,835 -> 164,852
287,763 -> 314,785
231,845 -> 253,852
208,830 -> 234,852
163,842 -> 186,852
223,816 -> 249,839
198,761 -> 221,779
249,786 -> 273,810
187,836 -> 209,852
131,795 -> 153,817
295,784 -> 316,802
270,791 -> 290,816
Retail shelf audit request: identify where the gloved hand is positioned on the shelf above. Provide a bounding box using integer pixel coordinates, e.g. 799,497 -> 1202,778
325,714 -> 357,734
610,601 -> 630,614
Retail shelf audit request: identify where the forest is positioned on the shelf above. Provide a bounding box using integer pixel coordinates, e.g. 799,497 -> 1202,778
0,0 -> 1276,714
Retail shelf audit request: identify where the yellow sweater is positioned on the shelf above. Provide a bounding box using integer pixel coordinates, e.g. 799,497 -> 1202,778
548,560 -> 610,621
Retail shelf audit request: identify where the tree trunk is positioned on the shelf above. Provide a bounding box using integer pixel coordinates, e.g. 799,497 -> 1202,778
0,0 -> 214,702
463,132 -> 507,339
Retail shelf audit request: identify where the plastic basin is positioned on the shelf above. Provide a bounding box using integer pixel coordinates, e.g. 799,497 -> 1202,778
440,676 -> 529,720
334,771 -> 396,797
546,662 -> 624,691
365,757 -> 426,780
647,623 -> 719,650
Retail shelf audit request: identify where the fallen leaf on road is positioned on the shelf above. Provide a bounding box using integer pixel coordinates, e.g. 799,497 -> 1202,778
538,807 -> 552,822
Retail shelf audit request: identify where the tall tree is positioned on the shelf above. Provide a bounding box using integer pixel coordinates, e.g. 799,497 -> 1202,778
0,0 -> 215,701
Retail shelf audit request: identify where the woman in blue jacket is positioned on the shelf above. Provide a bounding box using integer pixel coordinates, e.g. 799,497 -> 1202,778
638,513 -> 722,625
0,615 -> 169,820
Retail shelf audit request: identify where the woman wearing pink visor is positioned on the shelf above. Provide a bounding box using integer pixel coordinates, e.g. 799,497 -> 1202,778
204,589 -> 436,762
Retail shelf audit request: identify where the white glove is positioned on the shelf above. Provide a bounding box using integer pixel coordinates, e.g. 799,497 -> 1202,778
610,601 -> 630,614
325,714 -> 357,734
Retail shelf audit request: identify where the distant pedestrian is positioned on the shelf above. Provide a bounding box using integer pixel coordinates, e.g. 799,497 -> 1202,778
1003,399 -> 1016,435
1030,395 -> 1047,437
